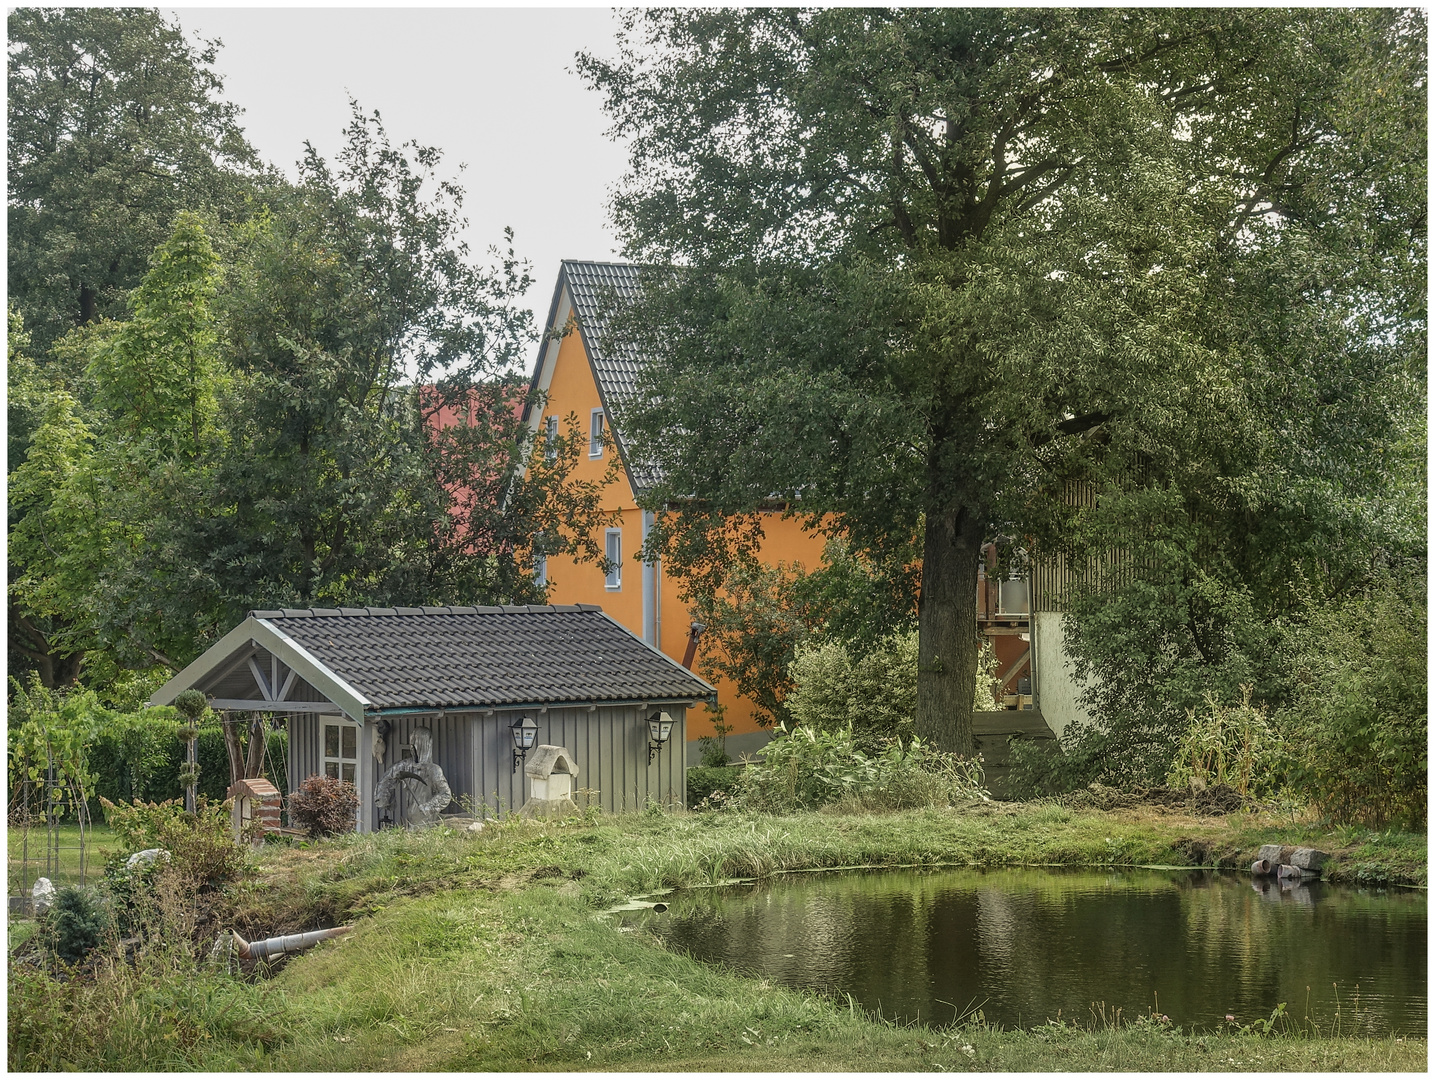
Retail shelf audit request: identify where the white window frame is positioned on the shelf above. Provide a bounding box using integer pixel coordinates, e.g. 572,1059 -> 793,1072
322,716 -> 361,784
604,528 -> 622,590
544,415 -> 559,461
589,408 -> 605,457
535,554 -> 548,589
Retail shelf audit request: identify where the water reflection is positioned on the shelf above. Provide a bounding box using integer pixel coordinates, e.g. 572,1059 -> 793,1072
625,868 -> 1425,1034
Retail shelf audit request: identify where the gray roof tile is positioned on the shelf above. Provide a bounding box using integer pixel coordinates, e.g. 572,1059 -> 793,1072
556,260 -> 666,492
250,605 -> 712,711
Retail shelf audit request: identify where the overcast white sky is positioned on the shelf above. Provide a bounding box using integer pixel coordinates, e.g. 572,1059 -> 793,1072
169,7 -> 629,333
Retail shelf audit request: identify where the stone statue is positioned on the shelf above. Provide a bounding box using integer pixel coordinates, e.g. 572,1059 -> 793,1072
374,727 -> 452,827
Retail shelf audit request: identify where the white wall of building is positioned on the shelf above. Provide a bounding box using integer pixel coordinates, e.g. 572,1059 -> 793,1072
1032,611 -> 1095,740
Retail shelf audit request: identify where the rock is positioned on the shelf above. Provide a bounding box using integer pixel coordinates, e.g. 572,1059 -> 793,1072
31,877 -> 55,913
1290,847 -> 1329,873
126,848 -> 170,870
1256,844 -> 1285,865
466,820 -> 485,833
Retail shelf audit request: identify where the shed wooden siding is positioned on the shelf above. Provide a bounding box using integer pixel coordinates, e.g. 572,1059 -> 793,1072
473,706 -> 687,815
287,714 -> 321,797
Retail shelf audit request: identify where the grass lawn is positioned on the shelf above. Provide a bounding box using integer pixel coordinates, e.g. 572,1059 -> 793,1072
7,802 -> 1427,1071
7,824 -> 119,897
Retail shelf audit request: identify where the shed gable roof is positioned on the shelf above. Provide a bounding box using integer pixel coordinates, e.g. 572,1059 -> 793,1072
250,605 -> 711,711
153,605 -> 714,717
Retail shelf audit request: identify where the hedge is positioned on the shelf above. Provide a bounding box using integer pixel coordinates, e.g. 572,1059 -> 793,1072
12,714 -> 288,820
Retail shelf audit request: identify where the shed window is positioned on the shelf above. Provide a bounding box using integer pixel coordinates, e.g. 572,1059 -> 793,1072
544,415 -> 559,461
323,719 -> 359,785
604,528 -> 622,590
589,409 -> 605,457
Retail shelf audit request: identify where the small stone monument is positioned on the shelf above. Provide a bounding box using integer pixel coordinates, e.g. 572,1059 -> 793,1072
31,877 -> 55,914
227,776 -> 282,844
520,745 -> 580,819
374,727 -> 453,827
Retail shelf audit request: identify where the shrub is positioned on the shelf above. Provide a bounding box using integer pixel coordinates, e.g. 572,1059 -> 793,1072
731,723 -> 987,813
1006,735 -> 1103,799
44,885 -> 111,964
787,630 -> 998,753
287,774 -> 358,837
686,765 -> 742,807
1278,576 -> 1426,829
98,796 -> 245,885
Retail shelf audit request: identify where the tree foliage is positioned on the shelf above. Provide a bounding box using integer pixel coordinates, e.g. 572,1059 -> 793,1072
8,7 -> 259,352
582,9 -> 1426,754
9,90 -> 612,686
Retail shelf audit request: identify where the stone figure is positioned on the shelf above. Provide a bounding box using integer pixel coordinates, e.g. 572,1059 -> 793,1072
374,727 -> 452,827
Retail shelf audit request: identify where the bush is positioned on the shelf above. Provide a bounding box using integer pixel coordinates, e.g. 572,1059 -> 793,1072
1278,577 -> 1426,828
1006,736 -> 1102,799
730,723 -> 988,813
787,631 -> 997,753
98,796 -> 246,885
287,774 -> 358,837
686,765 -> 742,807
44,885 -> 111,964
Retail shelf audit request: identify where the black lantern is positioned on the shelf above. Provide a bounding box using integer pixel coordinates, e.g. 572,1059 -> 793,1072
511,715 -> 539,772
646,710 -> 675,763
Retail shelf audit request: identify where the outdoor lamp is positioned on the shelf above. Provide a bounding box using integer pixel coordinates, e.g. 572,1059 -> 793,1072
511,715 -> 539,772
647,710 -> 675,764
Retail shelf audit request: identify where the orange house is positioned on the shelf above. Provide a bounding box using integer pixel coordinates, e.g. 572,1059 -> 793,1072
521,261 -> 828,764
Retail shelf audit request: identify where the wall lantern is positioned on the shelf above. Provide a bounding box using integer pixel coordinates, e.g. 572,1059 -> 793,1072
511,715 -> 539,772
646,710 -> 675,764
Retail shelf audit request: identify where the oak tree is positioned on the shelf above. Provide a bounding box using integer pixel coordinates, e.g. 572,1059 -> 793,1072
582,8 -> 1426,754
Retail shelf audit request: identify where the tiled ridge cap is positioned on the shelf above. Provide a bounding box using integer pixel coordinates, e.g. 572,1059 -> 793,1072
248,604 -> 605,619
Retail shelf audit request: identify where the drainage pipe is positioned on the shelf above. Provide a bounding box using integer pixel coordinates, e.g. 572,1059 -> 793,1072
232,926 -> 352,961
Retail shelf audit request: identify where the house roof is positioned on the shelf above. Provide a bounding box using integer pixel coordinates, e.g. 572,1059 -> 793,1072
525,260 -> 664,493
151,604 -> 715,720
562,260 -> 648,408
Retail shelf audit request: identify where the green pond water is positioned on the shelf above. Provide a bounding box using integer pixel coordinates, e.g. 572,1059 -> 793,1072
622,867 -> 1426,1034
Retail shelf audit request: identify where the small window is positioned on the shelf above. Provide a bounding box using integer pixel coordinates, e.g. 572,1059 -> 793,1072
544,415 -> 559,461
604,528 -> 622,589
589,409 -> 605,457
322,718 -> 359,787
535,555 -> 548,588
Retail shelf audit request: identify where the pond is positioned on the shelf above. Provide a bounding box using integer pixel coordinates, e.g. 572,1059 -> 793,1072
620,867 -> 1426,1035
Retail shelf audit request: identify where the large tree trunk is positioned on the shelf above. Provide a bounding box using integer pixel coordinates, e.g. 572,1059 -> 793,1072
914,503 -> 986,756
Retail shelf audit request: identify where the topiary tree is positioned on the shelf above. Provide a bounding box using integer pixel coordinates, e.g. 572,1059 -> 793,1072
170,689 -> 208,813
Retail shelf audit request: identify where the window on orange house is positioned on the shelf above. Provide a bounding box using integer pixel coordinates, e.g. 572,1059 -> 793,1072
604,528 -> 622,590
589,408 -> 605,457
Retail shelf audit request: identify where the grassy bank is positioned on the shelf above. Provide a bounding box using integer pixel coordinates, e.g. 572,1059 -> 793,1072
8,802 -> 1427,1071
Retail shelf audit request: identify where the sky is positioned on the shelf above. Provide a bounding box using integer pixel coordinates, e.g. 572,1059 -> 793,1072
168,7 -> 630,337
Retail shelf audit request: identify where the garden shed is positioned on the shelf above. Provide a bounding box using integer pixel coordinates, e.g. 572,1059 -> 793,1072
150,605 -> 715,829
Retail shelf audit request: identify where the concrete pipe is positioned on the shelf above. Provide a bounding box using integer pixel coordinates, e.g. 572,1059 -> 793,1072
233,925 -> 352,961
1276,863 -> 1302,883
1250,859 -> 1273,877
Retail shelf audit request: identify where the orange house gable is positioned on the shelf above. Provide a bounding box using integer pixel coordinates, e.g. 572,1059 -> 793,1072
522,261 -> 827,763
